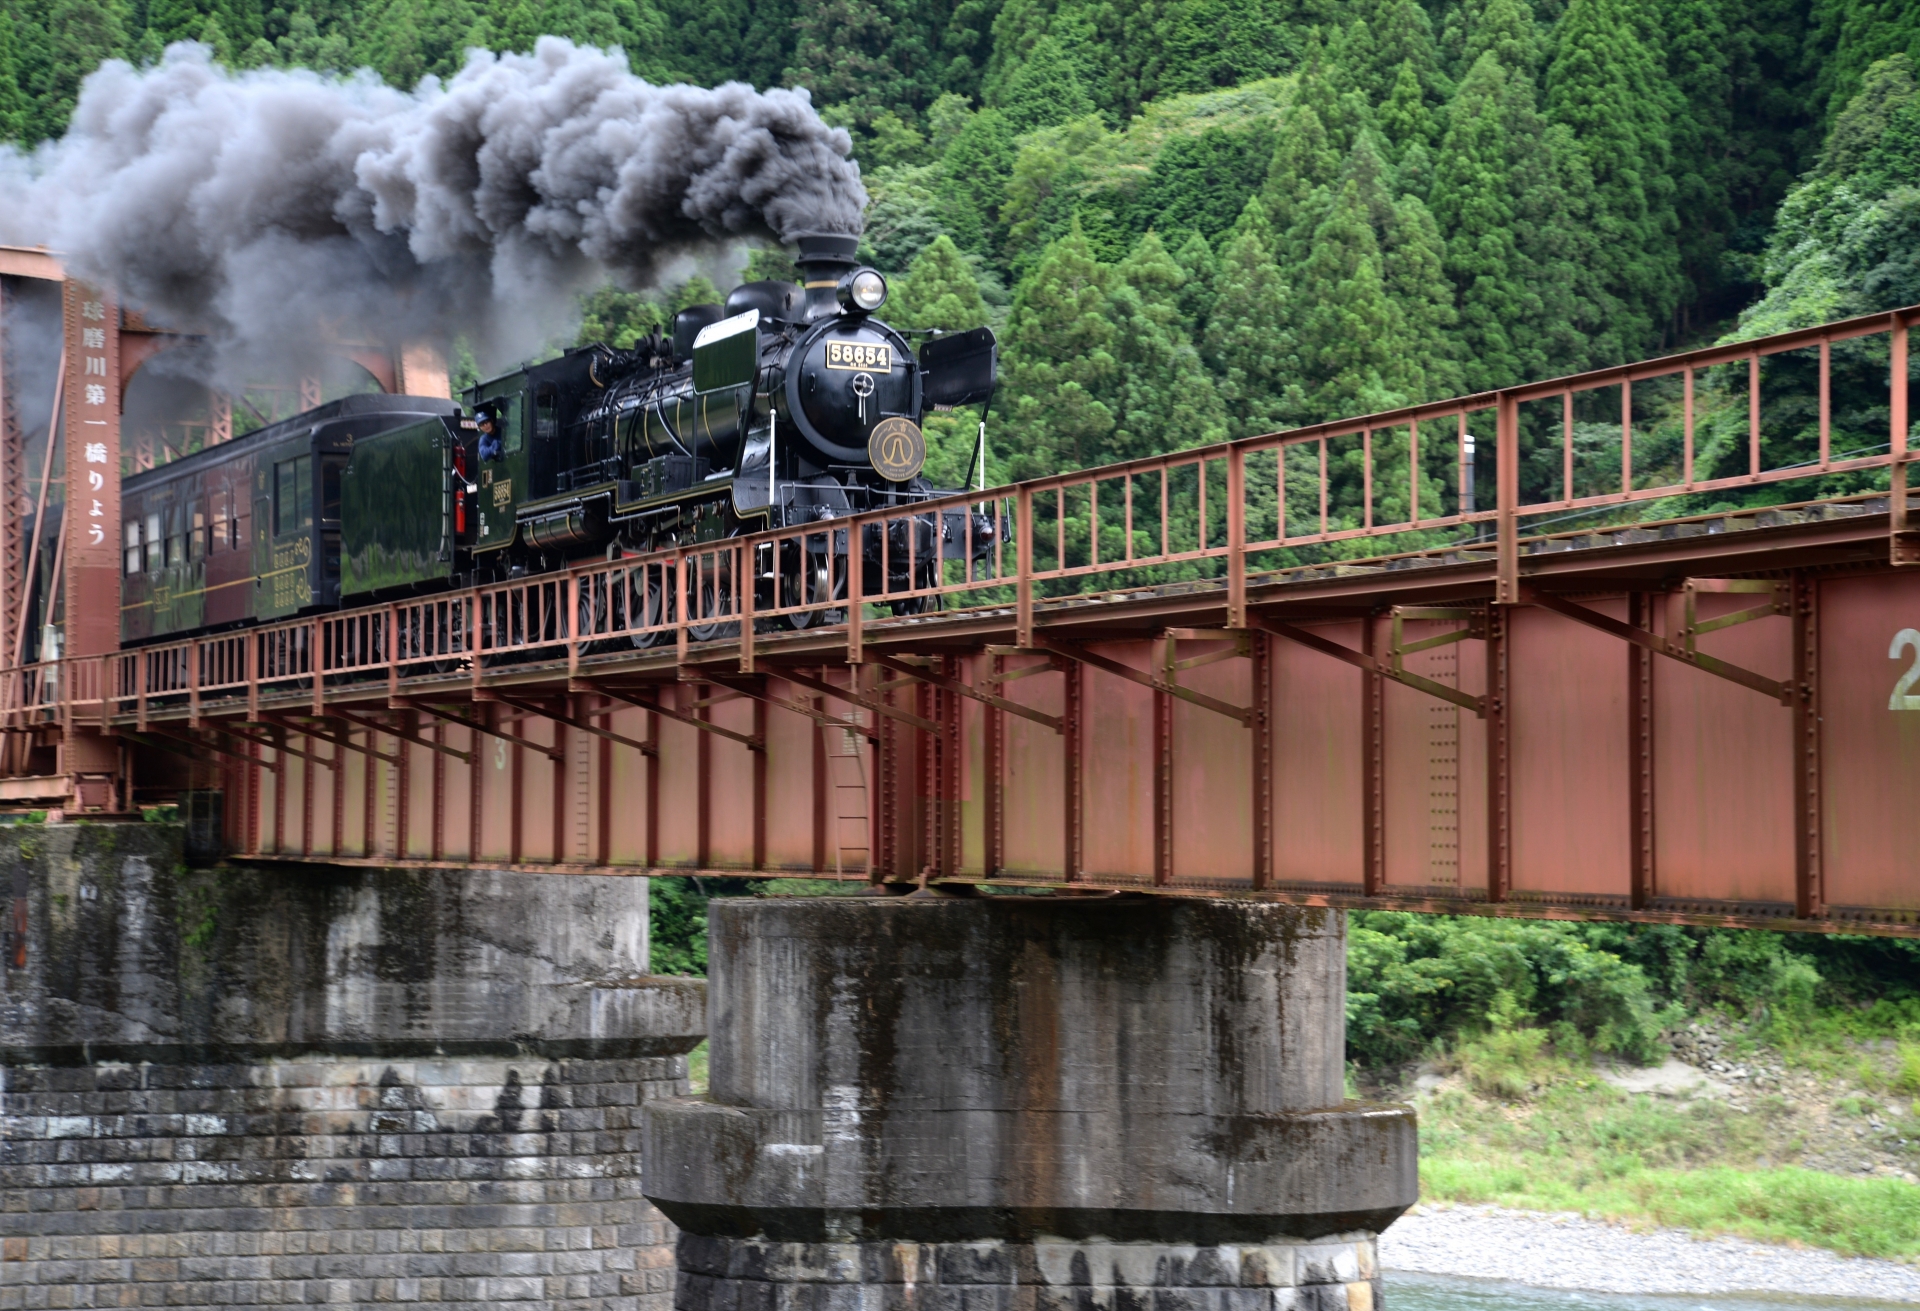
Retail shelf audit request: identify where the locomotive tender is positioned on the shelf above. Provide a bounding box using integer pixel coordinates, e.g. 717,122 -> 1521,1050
119,233 -> 998,646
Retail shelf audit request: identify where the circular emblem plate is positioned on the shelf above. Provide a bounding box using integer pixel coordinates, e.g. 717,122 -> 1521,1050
868,416 -> 926,483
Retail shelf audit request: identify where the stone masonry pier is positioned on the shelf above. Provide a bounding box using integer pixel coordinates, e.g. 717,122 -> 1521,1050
0,824 -> 705,1311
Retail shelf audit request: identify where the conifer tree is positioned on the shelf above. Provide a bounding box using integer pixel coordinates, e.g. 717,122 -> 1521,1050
1429,52 -> 1527,389
1383,193 -> 1460,400
146,0 -> 217,49
1261,97 -> 1344,262
1810,0 -> 1920,126
1661,0 -> 1735,325
1172,231 -> 1216,341
786,0 -> 951,130
0,10 -> 29,142
29,0 -> 128,141
991,33 -> 1095,132
1105,230 -> 1227,458
1289,177 -> 1406,420
999,218 -> 1117,478
1427,48 -> 1590,390
893,235 -> 991,330
1120,0 -> 1298,111
1379,60 -> 1433,155
1343,0 -> 1442,103
1203,200 -> 1295,438
1545,0 -> 1681,359
934,106 -> 1017,256
197,13 -> 234,61
1466,0 -> 1540,73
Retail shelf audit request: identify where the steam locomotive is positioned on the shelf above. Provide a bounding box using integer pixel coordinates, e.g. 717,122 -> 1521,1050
119,233 -> 998,645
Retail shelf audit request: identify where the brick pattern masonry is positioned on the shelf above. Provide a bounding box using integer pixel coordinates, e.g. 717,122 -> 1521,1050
676,1235 -> 1382,1311
3,1054 -> 688,1310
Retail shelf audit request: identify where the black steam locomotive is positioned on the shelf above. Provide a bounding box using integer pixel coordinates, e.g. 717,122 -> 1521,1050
119,233 -> 997,645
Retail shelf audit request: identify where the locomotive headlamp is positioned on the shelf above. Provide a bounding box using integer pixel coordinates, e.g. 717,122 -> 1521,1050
838,268 -> 888,314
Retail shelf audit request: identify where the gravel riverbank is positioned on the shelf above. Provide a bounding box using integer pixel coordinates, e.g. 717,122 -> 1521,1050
1380,1205 -> 1920,1303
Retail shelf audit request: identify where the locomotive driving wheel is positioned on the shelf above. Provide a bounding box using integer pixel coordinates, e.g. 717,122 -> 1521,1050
685,544 -> 740,642
773,534 -> 847,630
624,558 -> 669,648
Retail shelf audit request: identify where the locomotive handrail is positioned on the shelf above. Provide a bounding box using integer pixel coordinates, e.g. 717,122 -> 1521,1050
5,301 -> 1917,720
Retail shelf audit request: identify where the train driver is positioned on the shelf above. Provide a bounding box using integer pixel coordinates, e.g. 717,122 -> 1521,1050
476,406 -> 503,462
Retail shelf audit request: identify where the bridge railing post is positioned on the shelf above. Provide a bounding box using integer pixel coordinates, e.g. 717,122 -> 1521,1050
1226,445 -> 1246,630
1015,487 -> 1034,648
1495,390 -> 1520,604
1892,312 -> 1917,564
568,567 -> 581,679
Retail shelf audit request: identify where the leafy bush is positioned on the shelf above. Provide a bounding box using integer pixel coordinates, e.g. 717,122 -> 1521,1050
1451,1022 -> 1553,1101
647,876 -> 758,975
1346,913 -> 1674,1069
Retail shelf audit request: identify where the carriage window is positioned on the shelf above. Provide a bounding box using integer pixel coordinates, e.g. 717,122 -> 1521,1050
211,496 -> 227,553
124,520 -> 140,577
535,386 -> 558,441
320,456 -> 344,523
190,507 -> 206,561
145,512 -> 162,572
275,455 -> 312,536
166,505 -> 186,568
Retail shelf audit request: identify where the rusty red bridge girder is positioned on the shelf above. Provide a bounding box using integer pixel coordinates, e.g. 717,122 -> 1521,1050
8,303 -> 1920,936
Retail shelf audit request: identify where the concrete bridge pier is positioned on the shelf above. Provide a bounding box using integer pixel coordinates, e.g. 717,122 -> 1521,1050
644,896 -> 1416,1311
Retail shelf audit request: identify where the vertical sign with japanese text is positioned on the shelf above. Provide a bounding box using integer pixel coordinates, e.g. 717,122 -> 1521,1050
64,282 -> 119,657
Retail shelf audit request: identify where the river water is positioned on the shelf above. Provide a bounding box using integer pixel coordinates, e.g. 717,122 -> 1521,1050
1390,1272 -> 1918,1310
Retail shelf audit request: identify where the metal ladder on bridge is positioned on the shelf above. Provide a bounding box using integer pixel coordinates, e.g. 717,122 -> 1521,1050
822,712 -> 870,878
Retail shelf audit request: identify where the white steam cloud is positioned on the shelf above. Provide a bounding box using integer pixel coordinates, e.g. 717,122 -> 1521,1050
0,38 -> 866,380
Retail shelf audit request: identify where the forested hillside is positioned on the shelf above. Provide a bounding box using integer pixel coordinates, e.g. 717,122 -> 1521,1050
6,0 -> 1920,488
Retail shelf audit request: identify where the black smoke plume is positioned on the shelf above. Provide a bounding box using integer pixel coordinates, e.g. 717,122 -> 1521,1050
0,38 -> 866,379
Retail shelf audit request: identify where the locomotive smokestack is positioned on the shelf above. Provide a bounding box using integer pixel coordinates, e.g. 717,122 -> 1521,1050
794,232 -> 861,320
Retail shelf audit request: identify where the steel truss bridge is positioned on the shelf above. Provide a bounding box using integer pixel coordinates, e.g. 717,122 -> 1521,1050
8,301 -> 1920,936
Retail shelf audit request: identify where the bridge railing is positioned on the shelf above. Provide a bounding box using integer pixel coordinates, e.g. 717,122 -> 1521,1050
4,303 -> 1917,720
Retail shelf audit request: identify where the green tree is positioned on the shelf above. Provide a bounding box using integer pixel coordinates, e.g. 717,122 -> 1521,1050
1289,176 -> 1406,419
786,0 -> 951,130
577,286 -> 668,349
0,10 -> 30,142
892,233 -> 990,330
1129,123 -> 1276,247
1113,0 -> 1298,112
655,0 -> 795,88
1384,192 -> 1460,401
1203,200 -> 1296,438
1261,97 -> 1345,258
998,218 -> 1117,478
1737,56 -> 1920,337
1172,230 -> 1215,340
1545,0 -> 1681,359
1661,0 -> 1741,329
1338,0 -> 1442,105
358,0 -> 488,87
1809,0 -> 1920,128
1462,0 -> 1541,74
858,164 -> 949,273
28,0 -> 129,142
1378,59 -> 1433,154
989,32 -> 1095,132
1103,229 -> 1226,459
934,105 -> 1018,256
146,0 -> 218,49
1429,52 -> 1529,389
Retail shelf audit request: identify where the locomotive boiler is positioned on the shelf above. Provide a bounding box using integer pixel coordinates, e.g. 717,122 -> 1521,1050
119,232 -> 999,646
